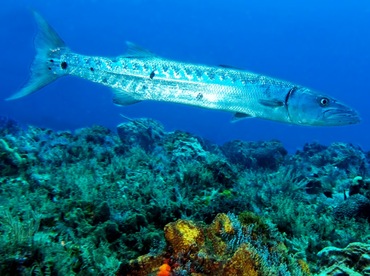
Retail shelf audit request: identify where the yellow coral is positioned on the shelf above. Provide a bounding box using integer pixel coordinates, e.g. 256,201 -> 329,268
205,213 -> 235,256
211,213 -> 234,234
298,259 -> 311,275
126,254 -> 163,276
223,244 -> 259,276
164,219 -> 204,253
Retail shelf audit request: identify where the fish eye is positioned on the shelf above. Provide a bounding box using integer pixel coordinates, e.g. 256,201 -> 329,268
319,97 -> 330,107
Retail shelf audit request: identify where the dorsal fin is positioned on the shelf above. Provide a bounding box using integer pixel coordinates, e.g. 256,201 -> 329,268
125,41 -> 157,58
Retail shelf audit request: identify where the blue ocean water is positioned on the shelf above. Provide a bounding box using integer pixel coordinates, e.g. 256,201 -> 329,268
1,0 -> 369,152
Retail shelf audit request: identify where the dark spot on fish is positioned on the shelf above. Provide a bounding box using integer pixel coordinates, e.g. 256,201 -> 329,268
264,85 -> 272,97
208,72 -> 215,80
184,68 -> 192,76
229,75 -> 238,83
102,78 -> 108,83
61,61 -> 68,70
90,67 -> 94,72
49,59 -> 54,63
195,70 -> 203,78
150,71 -> 155,79
196,93 -> 203,100
162,65 -> 169,72
143,85 -> 147,90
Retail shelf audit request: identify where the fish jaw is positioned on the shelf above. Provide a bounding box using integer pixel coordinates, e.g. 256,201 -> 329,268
321,105 -> 361,126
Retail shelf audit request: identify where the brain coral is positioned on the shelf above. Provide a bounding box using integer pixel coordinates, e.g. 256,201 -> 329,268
333,194 -> 370,219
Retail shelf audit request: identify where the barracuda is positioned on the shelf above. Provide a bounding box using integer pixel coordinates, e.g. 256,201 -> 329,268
8,12 -> 360,126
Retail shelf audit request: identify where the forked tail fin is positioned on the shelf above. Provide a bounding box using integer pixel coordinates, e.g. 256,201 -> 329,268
7,11 -> 68,100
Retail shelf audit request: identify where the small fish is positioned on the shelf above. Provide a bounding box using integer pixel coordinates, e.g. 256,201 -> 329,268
8,12 -> 360,126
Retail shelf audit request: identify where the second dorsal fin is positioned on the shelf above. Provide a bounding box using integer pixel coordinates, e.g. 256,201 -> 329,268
124,41 -> 157,58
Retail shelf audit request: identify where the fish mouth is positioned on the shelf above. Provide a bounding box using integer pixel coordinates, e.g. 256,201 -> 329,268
323,107 -> 361,125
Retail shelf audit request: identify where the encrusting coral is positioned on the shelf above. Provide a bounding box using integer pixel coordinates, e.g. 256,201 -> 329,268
121,213 -> 309,275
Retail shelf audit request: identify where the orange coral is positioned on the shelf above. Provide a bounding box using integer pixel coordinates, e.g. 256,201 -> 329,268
157,263 -> 171,276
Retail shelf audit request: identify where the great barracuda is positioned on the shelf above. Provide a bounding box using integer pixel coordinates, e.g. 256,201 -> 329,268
8,12 -> 360,126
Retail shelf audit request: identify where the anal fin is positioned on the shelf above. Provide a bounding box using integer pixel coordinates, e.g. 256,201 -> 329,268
231,112 -> 253,122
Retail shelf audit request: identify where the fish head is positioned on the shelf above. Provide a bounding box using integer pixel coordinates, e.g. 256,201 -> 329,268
287,87 -> 360,126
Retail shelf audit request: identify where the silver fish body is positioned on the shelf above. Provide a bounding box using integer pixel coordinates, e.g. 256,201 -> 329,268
60,49 -> 295,122
8,12 -> 360,127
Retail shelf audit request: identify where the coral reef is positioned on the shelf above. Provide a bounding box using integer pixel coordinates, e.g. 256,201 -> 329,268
0,115 -> 369,275
221,140 -> 287,170
317,242 -> 370,275
117,117 -> 165,152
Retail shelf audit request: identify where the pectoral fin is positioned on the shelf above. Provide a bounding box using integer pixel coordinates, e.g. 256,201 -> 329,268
259,99 -> 284,108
